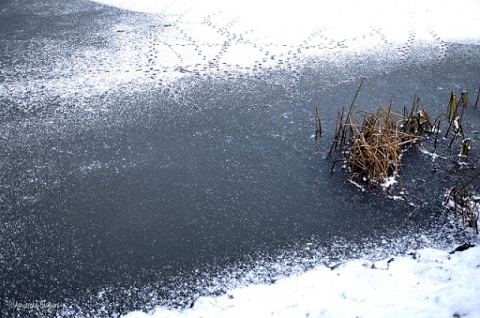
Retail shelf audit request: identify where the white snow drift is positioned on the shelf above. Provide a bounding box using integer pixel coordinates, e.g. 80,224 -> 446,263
123,246 -> 480,318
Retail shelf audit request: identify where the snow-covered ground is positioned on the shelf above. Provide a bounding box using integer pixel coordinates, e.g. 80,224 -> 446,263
122,245 -> 480,318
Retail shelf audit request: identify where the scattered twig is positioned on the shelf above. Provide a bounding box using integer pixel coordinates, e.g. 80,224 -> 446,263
444,168 -> 480,234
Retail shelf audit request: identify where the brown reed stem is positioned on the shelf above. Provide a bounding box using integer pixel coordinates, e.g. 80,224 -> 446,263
475,86 -> 480,108
315,104 -> 322,140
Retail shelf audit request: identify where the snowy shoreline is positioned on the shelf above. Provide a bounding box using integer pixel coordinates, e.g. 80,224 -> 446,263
124,243 -> 480,318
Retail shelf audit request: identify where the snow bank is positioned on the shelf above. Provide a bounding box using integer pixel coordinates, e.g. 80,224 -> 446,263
123,246 -> 480,318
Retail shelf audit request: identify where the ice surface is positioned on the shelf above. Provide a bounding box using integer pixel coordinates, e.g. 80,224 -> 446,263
81,1 -> 480,317
76,2 -> 480,317
2,0 -> 480,316
123,245 -> 480,318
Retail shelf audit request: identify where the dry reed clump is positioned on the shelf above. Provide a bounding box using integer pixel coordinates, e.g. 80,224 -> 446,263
346,108 -> 418,185
323,78 -> 479,231
328,78 -> 426,187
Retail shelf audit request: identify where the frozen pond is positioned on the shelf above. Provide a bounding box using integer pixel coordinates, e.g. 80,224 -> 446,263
1,0 -> 480,316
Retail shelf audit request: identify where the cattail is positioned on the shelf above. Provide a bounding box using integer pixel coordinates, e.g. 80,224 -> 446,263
460,139 -> 471,157
447,90 -> 458,121
461,90 -> 468,106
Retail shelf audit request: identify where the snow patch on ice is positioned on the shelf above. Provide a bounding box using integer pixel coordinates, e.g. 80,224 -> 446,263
92,0 -> 480,43
85,0 -> 480,87
381,176 -> 398,189
4,0 -> 480,106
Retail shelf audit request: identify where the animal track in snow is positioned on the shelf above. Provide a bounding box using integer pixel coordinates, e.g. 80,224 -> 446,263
2,0 -> 480,105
